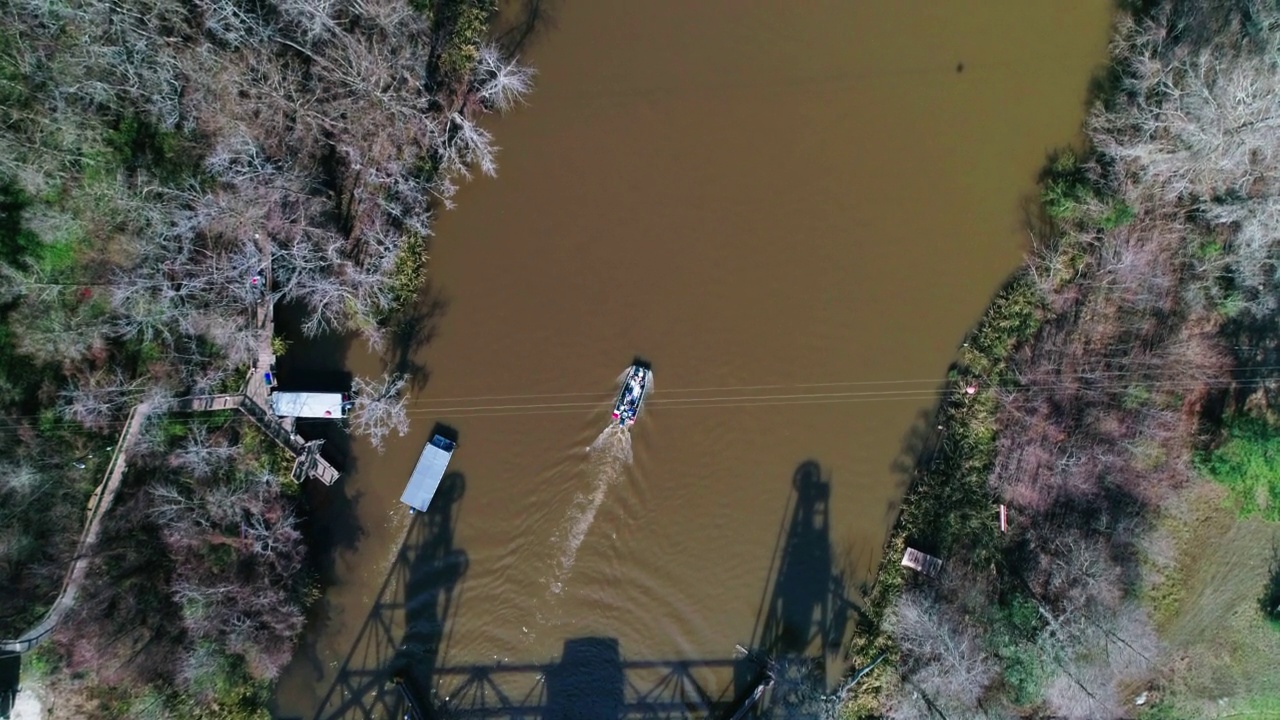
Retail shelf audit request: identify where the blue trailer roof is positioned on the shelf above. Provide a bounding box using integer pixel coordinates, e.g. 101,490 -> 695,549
400,435 -> 456,512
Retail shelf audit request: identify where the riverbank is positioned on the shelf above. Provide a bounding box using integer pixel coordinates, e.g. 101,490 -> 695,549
0,0 -> 528,716
843,3 -> 1280,717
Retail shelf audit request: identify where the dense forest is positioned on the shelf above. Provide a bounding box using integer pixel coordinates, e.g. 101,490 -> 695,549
0,0 -> 530,715
845,2 -> 1280,718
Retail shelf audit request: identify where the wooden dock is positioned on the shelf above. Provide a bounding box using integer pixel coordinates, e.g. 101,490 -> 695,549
901,547 -> 944,578
170,238 -> 340,485
176,390 -> 340,486
247,231 -> 275,408
173,394 -> 243,412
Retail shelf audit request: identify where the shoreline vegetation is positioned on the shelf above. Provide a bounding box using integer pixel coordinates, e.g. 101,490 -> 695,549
0,0 -> 530,716
843,2 -> 1280,718
5,0 -> 1280,718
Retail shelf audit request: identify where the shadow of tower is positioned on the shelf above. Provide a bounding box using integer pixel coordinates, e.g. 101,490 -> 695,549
734,461 -> 856,719
543,637 -> 625,720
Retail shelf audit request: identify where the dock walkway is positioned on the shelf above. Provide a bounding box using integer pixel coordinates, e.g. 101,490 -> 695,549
1,239 -> 339,655
1,403 -> 152,654
169,237 -> 338,485
1,376 -> 338,654
173,392 -> 339,486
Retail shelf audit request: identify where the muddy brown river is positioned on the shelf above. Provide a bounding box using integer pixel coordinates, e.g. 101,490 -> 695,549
273,2 -> 1112,717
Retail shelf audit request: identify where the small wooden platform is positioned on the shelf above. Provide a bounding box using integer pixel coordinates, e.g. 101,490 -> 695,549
173,394 -> 243,412
174,387 -> 341,486
901,547 -> 944,578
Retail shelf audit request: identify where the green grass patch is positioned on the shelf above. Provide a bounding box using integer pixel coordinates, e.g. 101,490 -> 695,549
431,0 -> 496,82
387,232 -> 429,313
35,235 -> 81,274
1197,415 -> 1280,520
20,643 -> 61,681
1146,483 -> 1280,717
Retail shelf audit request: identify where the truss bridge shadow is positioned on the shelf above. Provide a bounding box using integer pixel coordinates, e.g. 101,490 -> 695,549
306,471 -> 467,720
305,462 -> 863,720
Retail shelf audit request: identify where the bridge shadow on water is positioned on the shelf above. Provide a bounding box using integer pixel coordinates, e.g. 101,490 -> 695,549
298,461 -> 869,720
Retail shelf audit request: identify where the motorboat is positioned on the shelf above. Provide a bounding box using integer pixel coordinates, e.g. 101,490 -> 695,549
612,362 -> 652,427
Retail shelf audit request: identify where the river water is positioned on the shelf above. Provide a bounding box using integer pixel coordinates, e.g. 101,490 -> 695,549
274,2 -> 1112,717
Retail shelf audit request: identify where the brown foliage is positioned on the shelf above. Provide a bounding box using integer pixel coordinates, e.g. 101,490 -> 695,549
57,488 -> 183,688
883,568 -> 1000,717
52,419 -> 311,695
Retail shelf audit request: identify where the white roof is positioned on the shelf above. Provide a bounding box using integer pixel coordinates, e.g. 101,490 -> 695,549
270,392 -> 346,418
401,435 -> 456,512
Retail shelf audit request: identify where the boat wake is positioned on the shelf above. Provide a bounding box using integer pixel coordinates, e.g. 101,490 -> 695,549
549,424 -> 633,593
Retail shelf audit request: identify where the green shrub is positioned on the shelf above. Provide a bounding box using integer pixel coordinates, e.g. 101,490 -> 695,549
180,643 -> 271,719
1002,646 -> 1046,705
124,688 -> 174,720
280,473 -> 302,497
1041,150 -> 1096,223
431,0 -> 496,81
387,232 -> 428,314
21,643 -> 61,680
0,180 -> 40,264
213,372 -> 246,396
270,335 -> 290,357
162,419 -> 188,443
1099,200 -> 1136,230
1041,149 -> 1133,230
106,113 -> 202,182
1216,290 -> 1246,318
1197,415 -> 1280,520
1139,699 -> 1189,720
989,595 -> 1046,705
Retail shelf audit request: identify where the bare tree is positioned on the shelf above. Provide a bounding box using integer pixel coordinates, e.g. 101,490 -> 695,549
169,426 -> 237,479
60,369 -> 142,430
473,44 -> 536,112
349,372 -> 410,451
884,588 -> 999,715
0,461 -> 42,498
1041,602 -> 1158,719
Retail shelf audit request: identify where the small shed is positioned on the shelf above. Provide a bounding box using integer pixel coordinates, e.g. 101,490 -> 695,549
400,434 -> 456,513
901,547 -> 944,578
